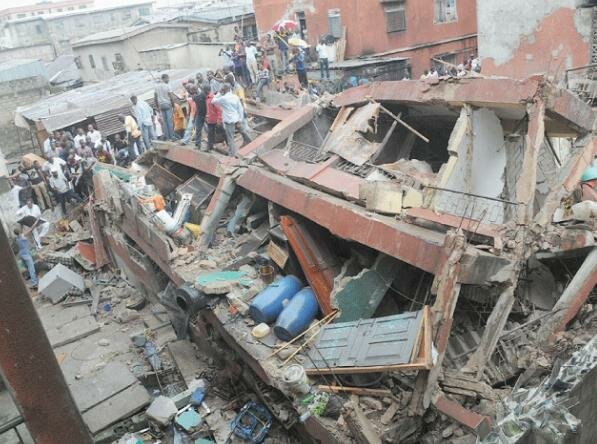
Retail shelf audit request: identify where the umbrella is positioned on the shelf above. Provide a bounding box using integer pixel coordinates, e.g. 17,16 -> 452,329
288,37 -> 309,48
273,19 -> 298,31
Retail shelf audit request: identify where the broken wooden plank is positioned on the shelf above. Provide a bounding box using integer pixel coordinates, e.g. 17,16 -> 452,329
343,399 -> 382,444
267,240 -> 289,268
82,383 -> 150,435
305,361 -> 430,376
317,386 -> 392,397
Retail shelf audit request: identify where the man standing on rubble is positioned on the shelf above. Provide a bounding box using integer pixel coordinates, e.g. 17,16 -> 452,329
130,95 -> 155,150
154,73 -> 176,141
48,170 -> 82,215
16,198 -> 50,249
212,83 -> 249,157
25,160 -> 53,210
205,85 -> 222,152
119,114 -> 145,159
13,226 -> 37,289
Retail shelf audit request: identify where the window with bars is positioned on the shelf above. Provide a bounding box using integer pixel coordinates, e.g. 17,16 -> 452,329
435,0 -> 457,23
382,1 -> 406,33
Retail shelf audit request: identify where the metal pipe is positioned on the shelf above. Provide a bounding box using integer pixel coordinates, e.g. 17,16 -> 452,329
0,223 -> 93,444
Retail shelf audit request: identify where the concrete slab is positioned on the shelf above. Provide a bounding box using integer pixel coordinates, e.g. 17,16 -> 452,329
0,391 -> 20,434
68,361 -> 138,412
38,263 -> 85,304
45,316 -> 100,348
15,424 -> 33,444
82,383 -> 150,435
168,340 -> 205,387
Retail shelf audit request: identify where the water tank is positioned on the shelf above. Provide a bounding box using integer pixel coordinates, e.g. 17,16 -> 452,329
249,275 -> 302,324
274,287 -> 319,341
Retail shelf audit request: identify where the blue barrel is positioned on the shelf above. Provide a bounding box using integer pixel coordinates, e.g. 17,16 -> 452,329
249,275 -> 302,324
274,287 -> 319,341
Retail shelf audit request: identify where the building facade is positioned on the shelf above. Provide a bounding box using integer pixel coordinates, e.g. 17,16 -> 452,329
477,0 -> 595,80
72,24 -> 192,83
0,0 -> 94,22
0,2 -> 153,56
252,0 -> 477,77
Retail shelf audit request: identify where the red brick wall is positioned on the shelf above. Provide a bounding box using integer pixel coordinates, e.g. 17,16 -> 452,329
253,0 -> 478,76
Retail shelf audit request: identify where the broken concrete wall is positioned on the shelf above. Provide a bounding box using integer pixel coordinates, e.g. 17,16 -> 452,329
477,0 -> 592,78
434,107 -> 508,224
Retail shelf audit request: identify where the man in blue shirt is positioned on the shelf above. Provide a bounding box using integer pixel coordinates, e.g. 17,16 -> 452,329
290,48 -> 308,88
13,226 -> 37,288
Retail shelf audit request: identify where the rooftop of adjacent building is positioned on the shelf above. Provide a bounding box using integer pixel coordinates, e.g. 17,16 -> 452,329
2,0 -> 152,25
71,22 -> 191,47
0,0 -> 94,17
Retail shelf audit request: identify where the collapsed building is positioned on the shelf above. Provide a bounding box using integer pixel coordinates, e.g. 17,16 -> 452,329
5,75 -> 596,443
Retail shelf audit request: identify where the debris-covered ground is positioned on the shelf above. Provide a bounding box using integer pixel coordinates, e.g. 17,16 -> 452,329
3,75 -> 597,444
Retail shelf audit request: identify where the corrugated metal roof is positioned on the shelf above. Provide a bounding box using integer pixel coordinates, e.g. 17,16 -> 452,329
15,69 -> 198,132
0,58 -> 48,82
306,310 -> 423,369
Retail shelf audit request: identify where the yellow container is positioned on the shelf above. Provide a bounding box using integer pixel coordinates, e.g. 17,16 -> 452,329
184,223 -> 201,238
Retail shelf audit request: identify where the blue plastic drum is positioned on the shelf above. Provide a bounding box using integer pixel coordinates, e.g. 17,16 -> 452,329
274,287 -> 319,341
249,275 -> 302,324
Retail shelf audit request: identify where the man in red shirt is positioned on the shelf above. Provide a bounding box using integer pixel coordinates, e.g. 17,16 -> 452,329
204,85 -> 222,152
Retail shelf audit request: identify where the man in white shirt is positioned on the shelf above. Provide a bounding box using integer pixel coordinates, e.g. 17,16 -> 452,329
43,134 -> 56,157
87,124 -> 102,146
94,136 -> 113,157
42,154 -> 67,181
48,170 -> 82,215
212,83 -> 251,157
315,40 -> 330,80
245,42 -> 258,84
73,127 -> 86,149
130,95 -> 156,150
16,198 -> 50,249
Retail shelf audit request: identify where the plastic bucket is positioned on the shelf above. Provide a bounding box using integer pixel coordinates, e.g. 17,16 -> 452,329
249,275 -> 302,324
274,287 -> 319,341
282,364 -> 310,394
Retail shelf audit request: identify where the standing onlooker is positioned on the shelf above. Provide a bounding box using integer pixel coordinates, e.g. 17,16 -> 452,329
73,127 -> 86,149
219,46 -> 234,72
290,48 -> 308,88
48,170 -> 82,215
275,27 -> 289,72
13,226 -> 37,288
130,95 -> 155,149
154,73 -> 176,141
212,83 -> 249,157
119,114 -> 144,159
206,70 -> 222,95
255,62 -> 271,102
205,85 -> 222,152
245,41 -> 258,85
173,103 -> 186,139
43,133 -> 56,157
316,39 -> 330,80
25,160 -> 52,210
87,124 -> 101,146
193,85 -> 207,150
179,85 -> 197,146
262,34 -> 278,77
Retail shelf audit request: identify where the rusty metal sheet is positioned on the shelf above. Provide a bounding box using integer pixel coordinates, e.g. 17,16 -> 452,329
306,310 -> 423,369
145,162 -> 184,196
280,215 -> 341,315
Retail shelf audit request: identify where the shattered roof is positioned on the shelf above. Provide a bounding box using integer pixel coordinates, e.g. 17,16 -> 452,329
15,69 -> 198,132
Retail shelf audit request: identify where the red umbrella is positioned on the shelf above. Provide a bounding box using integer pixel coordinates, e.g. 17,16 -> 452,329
273,19 -> 298,32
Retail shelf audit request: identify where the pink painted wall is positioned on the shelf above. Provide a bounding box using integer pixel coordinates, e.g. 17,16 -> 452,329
253,0 -> 478,77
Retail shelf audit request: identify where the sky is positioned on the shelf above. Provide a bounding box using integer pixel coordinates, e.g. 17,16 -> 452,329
0,0 -> 200,9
